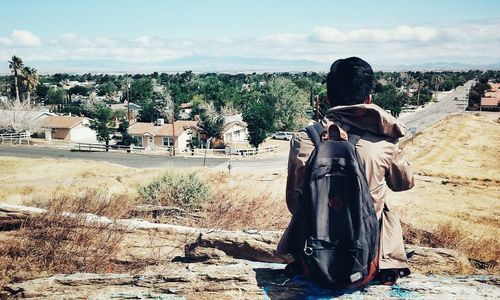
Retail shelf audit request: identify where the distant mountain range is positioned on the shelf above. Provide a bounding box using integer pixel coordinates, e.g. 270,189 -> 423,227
1,56 -> 499,74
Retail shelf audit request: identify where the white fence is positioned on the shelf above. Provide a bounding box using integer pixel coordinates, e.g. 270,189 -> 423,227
180,145 -> 278,157
52,141 -> 278,158
0,131 -> 31,144
73,143 -> 146,153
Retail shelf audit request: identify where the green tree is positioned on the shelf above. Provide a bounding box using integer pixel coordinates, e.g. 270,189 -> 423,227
69,85 -> 89,97
199,102 -> 224,145
242,92 -> 276,149
110,109 -> 127,120
268,78 -> 309,130
8,55 -> 23,104
21,66 -> 39,106
46,87 -> 67,104
36,85 -> 49,100
373,84 -> 407,118
89,104 -> 114,151
117,118 -> 133,146
130,78 -> 154,102
190,94 -> 205,117
97,81 -> 117,97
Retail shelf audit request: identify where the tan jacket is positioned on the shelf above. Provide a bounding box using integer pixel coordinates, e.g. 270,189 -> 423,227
277,104 -> 415,270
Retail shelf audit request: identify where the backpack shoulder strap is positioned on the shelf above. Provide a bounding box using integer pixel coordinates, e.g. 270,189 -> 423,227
348,126 -> 364,146
305,122 -> 324,147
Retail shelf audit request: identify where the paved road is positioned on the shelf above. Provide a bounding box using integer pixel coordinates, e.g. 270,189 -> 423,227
0,145 -> 227,169
399,80 -> 474,134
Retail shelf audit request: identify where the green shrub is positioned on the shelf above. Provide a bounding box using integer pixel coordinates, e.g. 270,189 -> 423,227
137,171 -> 210,210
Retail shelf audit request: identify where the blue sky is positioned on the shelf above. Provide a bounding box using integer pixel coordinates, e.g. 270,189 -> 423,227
1,0 -> 499,72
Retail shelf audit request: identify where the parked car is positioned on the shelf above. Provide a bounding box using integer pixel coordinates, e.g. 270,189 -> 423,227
271,131 -> 294,141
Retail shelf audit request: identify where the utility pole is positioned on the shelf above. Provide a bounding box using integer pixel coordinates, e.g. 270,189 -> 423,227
162,89 -> 175,157
127,80 -> 131,121
315,95 -> 320,122
172,105 -> 176,156
416,81 -> 421,107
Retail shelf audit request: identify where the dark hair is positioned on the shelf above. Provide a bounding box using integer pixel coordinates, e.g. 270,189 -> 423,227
326,57 -> 374,107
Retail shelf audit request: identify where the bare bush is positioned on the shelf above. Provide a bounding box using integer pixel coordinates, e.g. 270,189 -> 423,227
0,188 -> 131,286
0,100 -> 43,133
201,191 -> 289,230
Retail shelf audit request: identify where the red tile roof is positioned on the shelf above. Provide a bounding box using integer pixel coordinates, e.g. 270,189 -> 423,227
481,83 -> 500,107
129,121 -> 198,137
42,116 -> 87,129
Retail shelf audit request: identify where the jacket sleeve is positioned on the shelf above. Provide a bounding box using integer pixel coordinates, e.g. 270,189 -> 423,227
386,142 -> 415,192
286,131 -> 314,214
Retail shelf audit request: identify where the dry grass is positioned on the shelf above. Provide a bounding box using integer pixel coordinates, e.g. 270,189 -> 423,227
201,191 -> 289,230
0,188 -> 132,286
388,112 -> 500,273
0,156 -> 162,205
403,221 -> 500,273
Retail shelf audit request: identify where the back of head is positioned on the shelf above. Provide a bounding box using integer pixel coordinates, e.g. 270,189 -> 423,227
326,57 -> 374,107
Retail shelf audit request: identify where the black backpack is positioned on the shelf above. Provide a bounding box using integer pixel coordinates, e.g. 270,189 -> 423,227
287,122 -> 380,287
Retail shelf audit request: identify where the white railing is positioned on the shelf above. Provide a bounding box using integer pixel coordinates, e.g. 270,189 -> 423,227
178,145 -> 278,158
71,143 -> 278,157
73,143 -> 145,153
231,145 -> 278,156
0,131 -> 31,144
179,148 -> 228,158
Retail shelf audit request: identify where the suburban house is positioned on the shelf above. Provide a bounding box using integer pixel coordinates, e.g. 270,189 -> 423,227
41,116 -> 98,143
178,103 -> 193,120
109,102 -> 141,120
222,114 -> 248,143
128,119 -> 199,151
480,83 -> 500,111
109,102 -> 141,112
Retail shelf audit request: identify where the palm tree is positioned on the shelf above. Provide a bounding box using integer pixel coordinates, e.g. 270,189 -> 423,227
22,66 -> 39,107
8,55 -> 24,104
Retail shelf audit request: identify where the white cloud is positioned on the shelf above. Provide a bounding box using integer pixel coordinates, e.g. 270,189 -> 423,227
136,36 -> 151,46
1,20 -> 499,72
93,37 -> 115,47
10,30 -> 41,47
0,37 -> 12,47
61,33 -> 78,42
310,26 -> 438,43
257,33 -> 307,45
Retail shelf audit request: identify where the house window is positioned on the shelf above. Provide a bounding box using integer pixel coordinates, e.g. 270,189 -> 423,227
132,135 -> 143,147
51,128 -> 56,135
163,136 -> 173,147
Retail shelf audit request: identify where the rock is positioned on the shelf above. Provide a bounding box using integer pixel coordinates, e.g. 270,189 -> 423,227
0,206 -> 38,231
2,203 -> 496,299
406,245 -> 476,274
185,231 -> 289,264
3,262 -> 263,299
3,264 -> 499,299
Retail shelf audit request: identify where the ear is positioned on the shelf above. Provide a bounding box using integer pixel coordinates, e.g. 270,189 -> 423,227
364,94 -> 372,104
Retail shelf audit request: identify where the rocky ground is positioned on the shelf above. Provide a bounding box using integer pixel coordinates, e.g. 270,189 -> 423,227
1,203 -> 498,299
